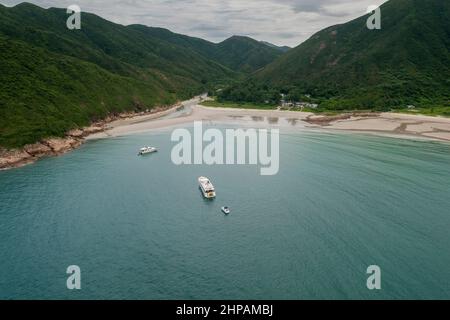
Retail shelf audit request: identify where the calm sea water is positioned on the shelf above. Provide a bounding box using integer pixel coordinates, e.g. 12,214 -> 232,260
0,125 -> 449,300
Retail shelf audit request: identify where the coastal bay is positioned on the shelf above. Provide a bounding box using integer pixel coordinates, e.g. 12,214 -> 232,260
3,95 -> 450,171
1,120 -> 449,299
1,0 -> 449,302
88,98 -> 450,143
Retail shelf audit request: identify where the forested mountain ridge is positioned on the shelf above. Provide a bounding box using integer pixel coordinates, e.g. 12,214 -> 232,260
0,3 -> 283,147
219,0 -> 450,111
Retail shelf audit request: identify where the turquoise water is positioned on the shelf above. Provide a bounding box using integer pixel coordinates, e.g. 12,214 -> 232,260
0,126 -> 449,299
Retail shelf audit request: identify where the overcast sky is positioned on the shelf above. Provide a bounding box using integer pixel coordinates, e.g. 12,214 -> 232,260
1,0 -> 388,47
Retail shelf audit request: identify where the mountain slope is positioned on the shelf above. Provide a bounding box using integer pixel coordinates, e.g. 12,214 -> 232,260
0,3 -> 237,147
259,41 -> 291,53
0,36 -> 175,147
213,36 -> 285,73
129,26 -> 285,73
221,0 -> 450,110
0,3 -> 234,85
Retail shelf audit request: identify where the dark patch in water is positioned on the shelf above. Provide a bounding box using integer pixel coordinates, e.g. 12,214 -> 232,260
251,116 -> 264,122
287,118 -> 299,126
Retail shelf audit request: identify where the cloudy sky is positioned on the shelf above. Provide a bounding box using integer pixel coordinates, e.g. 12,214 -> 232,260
1,0 -> 388,47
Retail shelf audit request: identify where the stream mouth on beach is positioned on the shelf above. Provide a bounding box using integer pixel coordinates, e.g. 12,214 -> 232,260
0,126 -> 449,300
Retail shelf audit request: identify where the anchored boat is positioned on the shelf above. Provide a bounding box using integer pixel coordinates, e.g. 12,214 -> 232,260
221,206 -> 231,214
198,176 -> 216,199
138,146 -> 158,156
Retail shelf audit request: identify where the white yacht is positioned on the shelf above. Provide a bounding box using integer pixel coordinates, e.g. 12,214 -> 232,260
198,176 -> 216,199
138,146 -> 158,156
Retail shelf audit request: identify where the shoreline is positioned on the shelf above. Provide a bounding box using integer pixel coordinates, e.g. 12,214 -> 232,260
2,98 -> 450,171
87,103 -> 450,142
0,101 -> 185,171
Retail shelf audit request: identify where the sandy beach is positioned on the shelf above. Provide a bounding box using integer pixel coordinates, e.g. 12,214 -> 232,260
88,97 -> 450,142
3,97 -> 450,171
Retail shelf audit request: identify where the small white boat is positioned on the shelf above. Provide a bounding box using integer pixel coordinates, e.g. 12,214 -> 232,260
198,176 -> 216,199
221,206 -> 231,214
138,146 -> 158,155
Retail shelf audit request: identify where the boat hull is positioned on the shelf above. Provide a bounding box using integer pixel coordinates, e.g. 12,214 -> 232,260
199,186 -> 216,199
138,148 -> 158,156
198,176 -> 216,199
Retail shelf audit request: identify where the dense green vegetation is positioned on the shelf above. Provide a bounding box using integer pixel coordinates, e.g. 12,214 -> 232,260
220,0 -> 450,112
2,0 -> 449,148
128,27 -> 285,73
200,100 -> 276,110
259,41 -> 291,53
0,3 -> 287,148
209,36 -> 285,73
396,106 -> 450,117
0,36 -> 178,147
0,3 -> 235,88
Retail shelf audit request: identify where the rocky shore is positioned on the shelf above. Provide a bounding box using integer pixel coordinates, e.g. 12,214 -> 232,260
0,104 -> 182,171
0,125 -> 103,170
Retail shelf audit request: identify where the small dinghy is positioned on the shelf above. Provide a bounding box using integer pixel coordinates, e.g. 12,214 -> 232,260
221,206 -> 231,214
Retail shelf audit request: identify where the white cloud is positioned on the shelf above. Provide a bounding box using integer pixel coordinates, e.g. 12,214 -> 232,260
0,0 -> 388,47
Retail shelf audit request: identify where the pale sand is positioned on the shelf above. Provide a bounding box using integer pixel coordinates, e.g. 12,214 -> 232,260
327,118 -> 401,131
87,98 -> 450,142
327,113 -> 450,141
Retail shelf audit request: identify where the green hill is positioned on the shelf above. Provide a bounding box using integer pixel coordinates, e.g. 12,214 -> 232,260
0,3 -> 288,148
213,36 -> 285,73
0,35 -> 177,147
259,41 -> 291,53
0,3 -> 235,86
128,26 -> 284,73
0,3 -> 238,148
220,0 -> 450,111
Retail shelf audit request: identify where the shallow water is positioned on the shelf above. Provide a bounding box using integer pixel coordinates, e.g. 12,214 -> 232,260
0,125 -> 449,299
